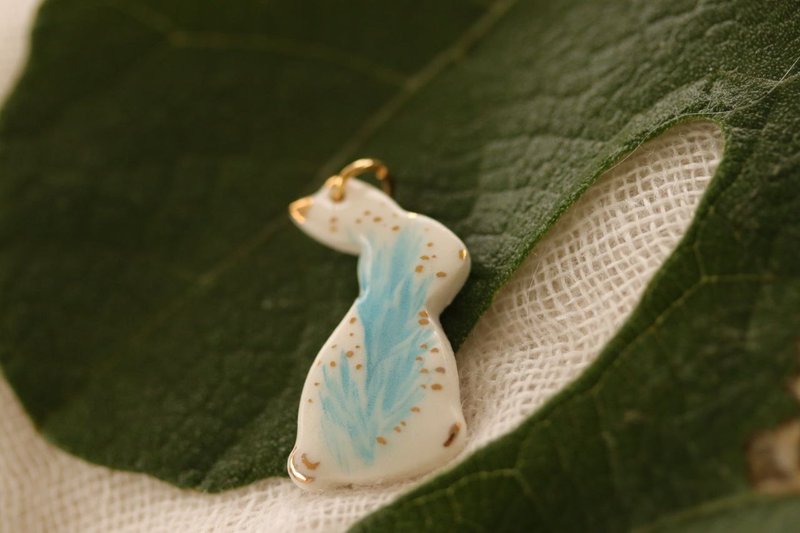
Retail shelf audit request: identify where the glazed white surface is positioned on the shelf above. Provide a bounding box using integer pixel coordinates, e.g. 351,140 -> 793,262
288,178 -> 470,490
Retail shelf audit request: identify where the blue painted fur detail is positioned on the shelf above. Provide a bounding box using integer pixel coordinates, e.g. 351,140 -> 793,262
319,229 -> 434,467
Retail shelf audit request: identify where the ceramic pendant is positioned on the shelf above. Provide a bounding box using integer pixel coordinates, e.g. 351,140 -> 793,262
286,159 -> 470,490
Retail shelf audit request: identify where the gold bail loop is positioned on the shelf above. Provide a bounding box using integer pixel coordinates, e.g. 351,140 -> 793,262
329,158 -> 393,202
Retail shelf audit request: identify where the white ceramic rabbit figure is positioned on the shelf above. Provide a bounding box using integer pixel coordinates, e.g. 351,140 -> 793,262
287,160 -> 470,490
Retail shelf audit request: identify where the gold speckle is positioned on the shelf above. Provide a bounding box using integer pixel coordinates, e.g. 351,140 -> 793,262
314,382 -> 320,386
355,218 -> 362,224
394,426 -> 402,433
444,423 -> 461,447
436,271 -> 447,278
427,242 -> 434,247
420,368 -> 429,374
331,344 -> 337,349
349,317 -> 357,324
364,210 -> 371,215
435,367 -> 445,373
376,436 -> 387,445
301,453 -> 320,470
432,254 -> 437,258
421,384 -> 427,389
431,348 -> 440,353
411,407 -> 421,413
374,216 -> 383,223
431,383 -> 443,391
329,227 -> 338,233
415,265 -> 424,273
307,398 -> 313,403
401,421 -> 407,426
415,356 -> 423,361
330,361 -> 336,367
346,351 -> 354,357
418,319 -> 430,325
392,225 -> 400,231
356,364 -> 363,370
355,345 -> 360,349
419,310 -> 429,318
420,343 -> 428,349
330,217 -> 338,223
349,332 -> 354,337
459,249 -> 468,260
420,255 -> 430,260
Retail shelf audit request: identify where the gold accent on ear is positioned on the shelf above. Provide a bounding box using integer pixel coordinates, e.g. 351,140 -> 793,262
289,197 -> 313,224
459,249 -> 468,260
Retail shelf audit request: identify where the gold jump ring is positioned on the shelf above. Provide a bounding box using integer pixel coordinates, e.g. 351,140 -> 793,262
329,158 -> 393,202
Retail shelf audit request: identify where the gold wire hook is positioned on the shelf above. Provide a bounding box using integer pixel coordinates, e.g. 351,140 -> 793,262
328,158 -> 393,202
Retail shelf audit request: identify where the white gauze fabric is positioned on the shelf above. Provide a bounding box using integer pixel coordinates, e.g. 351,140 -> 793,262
0,3 -> 724,531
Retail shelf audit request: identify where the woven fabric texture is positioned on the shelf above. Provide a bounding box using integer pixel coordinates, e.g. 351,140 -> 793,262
0,119 -> 724,532
0,2 -> 726,530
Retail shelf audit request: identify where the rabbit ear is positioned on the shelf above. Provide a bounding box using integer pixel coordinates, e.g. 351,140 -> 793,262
288,182 -> 361,255
289,196 -> 313,225
288,177 -> 405,256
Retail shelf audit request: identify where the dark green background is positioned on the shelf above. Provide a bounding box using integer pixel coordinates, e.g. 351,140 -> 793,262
1,0 -> 799,530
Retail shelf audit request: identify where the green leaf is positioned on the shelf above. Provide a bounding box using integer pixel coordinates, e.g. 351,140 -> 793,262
0,18 -> 798,533
0,0 -> 498,490
635,494 -> 800,533
351,0 -> 800,530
